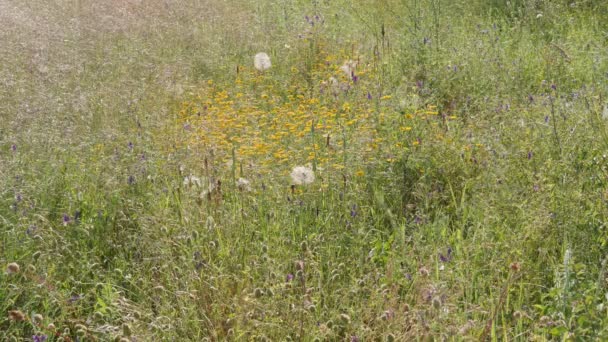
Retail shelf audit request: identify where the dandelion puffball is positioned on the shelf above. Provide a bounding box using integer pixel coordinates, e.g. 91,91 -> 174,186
340,60 -> 357,78
237,177 -> 251,191
254,52 -> 271,72
290,165 -> 315,185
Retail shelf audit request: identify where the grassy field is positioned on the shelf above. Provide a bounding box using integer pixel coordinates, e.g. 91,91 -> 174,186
2,0 -> 608,340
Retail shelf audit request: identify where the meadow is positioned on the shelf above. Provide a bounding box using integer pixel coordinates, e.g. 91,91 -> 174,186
1,0 -> 608,340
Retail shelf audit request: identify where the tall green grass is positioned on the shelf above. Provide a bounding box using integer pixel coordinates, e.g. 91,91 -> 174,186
1,0 -> 608,340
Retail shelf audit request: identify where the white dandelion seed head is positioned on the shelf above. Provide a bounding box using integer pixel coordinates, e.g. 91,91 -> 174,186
254,52 -> 272,72
199,179 -> 217,199
340,60 -> 357,78
237,178 -> 251,191
183,175 -> 201,188
290,165 -> 315,185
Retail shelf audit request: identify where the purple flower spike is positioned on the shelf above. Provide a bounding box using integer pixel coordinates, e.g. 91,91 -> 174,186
367,91 -> 372,100
128,175 -> 136,185
544,115 -> 549,123
527,151 -> 533,160
128,142 -> 134,150
11,144 -> 17,152
286,273 -> 294,282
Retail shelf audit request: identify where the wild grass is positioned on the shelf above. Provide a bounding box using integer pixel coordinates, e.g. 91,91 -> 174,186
1,0 -> 608,340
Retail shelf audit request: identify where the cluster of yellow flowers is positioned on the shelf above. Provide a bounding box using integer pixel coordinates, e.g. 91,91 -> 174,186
175,55 -> 452,180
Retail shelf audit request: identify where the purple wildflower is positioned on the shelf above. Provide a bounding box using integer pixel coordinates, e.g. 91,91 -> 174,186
423,37 -> 430,45
11,144 -> 16,152
350,336 -> 360,342
352,72 -> 358,83
544,115 -> 549,123
33,335 -> 48,342
551,84 -> 557,90
26,225 -> 37,236
286,273 -> 294,282
68,294 -> 82,303
62,214 -> 71,226
128,175 -> 135,185
350,205 -> 357,218
128,141 -> 134,150
439,247 -> 453,263
527,151 -> 533,160
367,91 -> 372,100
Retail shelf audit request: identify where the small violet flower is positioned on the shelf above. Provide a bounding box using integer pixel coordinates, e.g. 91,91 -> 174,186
439,247 -> 453,263
62,214 -> 71,226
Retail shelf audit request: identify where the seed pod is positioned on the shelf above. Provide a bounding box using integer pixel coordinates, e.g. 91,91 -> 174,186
8,310 -> 25,321
7,262 -> 20,274
122,323 -> 132,336
32,313 -> 43,324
